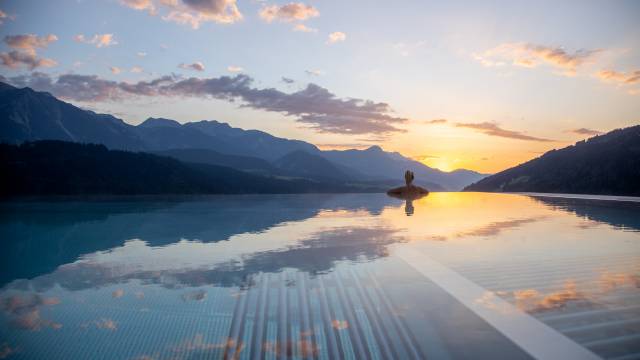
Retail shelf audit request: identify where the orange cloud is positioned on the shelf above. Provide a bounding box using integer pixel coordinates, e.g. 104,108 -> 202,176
259,3 -> 319,23
513,280 -> 584,312
120,0 -> 242,28
596,69 -> 640,85
74,34 -> 118,48
475,42 -> 601,75
331,319 -> 348,330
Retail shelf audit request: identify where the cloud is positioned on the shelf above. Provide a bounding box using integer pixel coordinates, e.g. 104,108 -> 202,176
331,319 -> 348,330
4,34 -> 58,52
305,69 -> 323,76
120,0 -> 156,14
179,61 -> 205,71
566,128 -> 602,136
327,31 -> 346,44
293,23 -> 317,33
131,66 -> 144,73
0,343 -> 16,359
475,43 -> 601,75
596,69 -> 640,85
74,34 -> 118,48
112,289 -> 124,298
0,51 -> 57,70
259,3 -> 319,23
5,72 -> 408,135
424,118 -> 447,124
121,0 -> 242,28
182,290 -> 207,302
227,65 -> 243,72
0,10 -> 11,25
455,122 -> 554,142
1,294 -> 62,331
281,77 -> 294,84
0,34 -> 58,70
137,51 -> 147,57
413,154 -> 439,162
110,66 -> 122,74
93,318 -> 118,330
513,281 -> 584,313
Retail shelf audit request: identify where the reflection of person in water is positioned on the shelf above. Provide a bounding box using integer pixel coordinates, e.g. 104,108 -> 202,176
404,198 -> 415,216
386,170 -> 429,216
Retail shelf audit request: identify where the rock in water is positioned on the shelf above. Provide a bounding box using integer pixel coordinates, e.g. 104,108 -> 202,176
386,170 -> 430,198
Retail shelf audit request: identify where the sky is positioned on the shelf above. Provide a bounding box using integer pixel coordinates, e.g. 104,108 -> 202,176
0,0 -> 639,173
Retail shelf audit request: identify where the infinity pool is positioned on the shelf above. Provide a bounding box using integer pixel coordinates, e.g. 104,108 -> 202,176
1,193 -> 639,359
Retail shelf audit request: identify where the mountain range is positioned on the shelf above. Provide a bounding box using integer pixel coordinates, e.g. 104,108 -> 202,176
464,125 -> 640,196
0,82 -> 487,191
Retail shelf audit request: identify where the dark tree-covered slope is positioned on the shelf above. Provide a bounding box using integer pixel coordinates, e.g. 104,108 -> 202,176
0,141 -> 381,196
464,125 -> 640,196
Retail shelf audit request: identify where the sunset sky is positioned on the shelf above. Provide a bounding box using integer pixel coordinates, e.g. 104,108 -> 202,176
1,0 -> 639,173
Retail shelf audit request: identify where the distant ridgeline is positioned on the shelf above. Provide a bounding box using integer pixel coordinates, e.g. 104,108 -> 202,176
0,82 -> 487,193
464,125 -> 640,196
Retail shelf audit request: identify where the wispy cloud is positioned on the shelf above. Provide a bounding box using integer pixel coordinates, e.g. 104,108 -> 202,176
566,128 -> 602,136
455,122 -> 554,142
74,34 -> 118,48
305,69 -> 323,76
110,66 -> 122,74
475,43 -> 601,76
5,72 -> 408,136
596,69 -> 640,85
293,23 -> 317,33
424,118 -> 447,124
327,31 -> 346,44
179,61 -> 205,71
120,0 -> 242,29
227,65 -> 243,72
130,66 -> 144,73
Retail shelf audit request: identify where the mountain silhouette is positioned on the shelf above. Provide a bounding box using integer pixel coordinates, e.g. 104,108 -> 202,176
464,125 -> 640,196
0,82 -> 487,190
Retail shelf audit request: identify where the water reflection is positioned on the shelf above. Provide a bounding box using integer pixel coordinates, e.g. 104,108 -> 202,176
386,192 -> 428,216
0,193 -> 638,359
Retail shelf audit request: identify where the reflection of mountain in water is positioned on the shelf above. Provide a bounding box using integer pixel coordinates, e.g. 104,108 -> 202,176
0,194 -> 397,288
530,196 -> 640,232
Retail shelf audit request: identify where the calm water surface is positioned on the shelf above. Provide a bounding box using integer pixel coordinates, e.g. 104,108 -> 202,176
0,193 -> 639,359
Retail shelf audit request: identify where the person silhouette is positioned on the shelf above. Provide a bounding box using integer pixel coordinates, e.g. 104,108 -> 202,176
405,170 -> 414,187
387,170 -> 429,215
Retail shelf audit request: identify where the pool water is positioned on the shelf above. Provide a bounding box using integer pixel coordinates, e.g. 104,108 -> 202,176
0,193 -> 638,359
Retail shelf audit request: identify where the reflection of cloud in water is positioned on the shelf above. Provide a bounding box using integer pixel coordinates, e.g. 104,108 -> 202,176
94,318 -> 117,331
455,216 -> 545,238
0,293 -> 61,331
512,281 -> 584,312
181,290 -> 207,302
482,271 -> 639,314
0,343 -> 16,359
0,294 -> 62,331
5,225 -> 402,292
331,319 -> 349,330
